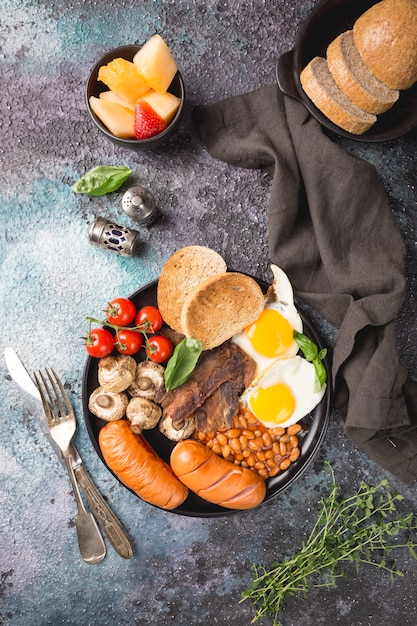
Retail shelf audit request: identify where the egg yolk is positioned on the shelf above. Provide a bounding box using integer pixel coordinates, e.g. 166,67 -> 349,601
245,308 -> 293,357
249,382 -> 296,424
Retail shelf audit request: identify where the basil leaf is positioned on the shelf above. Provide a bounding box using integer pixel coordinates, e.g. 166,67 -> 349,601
164,338 -> 203,391
72,165 -> 132,196
293,330 -> 327,389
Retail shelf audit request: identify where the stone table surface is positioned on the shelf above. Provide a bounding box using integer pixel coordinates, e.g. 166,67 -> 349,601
1,1 -> 417,625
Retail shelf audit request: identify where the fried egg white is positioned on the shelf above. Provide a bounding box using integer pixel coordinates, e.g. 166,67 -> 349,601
240,356 -> 326,429
232,265 -> 303,381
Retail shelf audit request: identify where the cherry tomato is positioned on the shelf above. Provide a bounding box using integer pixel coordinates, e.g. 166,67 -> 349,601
145,335 -> 173,363
135,305 -> 163,333
114,329 -> 143,356
106,298 -> 136,326
85,328 -> 114,358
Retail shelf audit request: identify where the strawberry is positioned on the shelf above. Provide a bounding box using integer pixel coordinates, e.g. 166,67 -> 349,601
134,101 -> 167,140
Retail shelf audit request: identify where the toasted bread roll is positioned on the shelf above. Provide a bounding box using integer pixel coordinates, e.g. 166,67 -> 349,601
300,56 -> 376,135
98,420 -> 188,510
170,439 -> 266,510
157,246 -> 226,333
180,272 -> 265,350
326,30 -> 399,114
353,0 -> 417,90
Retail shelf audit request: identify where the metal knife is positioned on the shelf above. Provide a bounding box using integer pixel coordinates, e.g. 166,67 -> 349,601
4,347 -> 133,560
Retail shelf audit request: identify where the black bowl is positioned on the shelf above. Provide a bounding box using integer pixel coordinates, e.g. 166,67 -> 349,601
276,0 -> 417,141
86,45 -> 185,151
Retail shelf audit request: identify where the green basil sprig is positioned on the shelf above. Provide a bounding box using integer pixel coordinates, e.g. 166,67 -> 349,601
164,338 -> 203,391
293,330 -> 327,391
72,165 -> 132,196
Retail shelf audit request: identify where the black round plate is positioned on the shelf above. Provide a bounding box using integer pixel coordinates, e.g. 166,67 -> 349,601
276,0 -> 417,142
82,277 -> 331,517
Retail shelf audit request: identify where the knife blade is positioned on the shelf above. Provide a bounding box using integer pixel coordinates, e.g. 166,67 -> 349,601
4,347 -> 133,560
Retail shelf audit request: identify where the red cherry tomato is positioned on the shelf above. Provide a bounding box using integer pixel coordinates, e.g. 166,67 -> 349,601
114,329 -> 143,356
85,328 -> 114,358
135,305 -> 163,333
145,335 -> 173,363
106,298 -> 136,326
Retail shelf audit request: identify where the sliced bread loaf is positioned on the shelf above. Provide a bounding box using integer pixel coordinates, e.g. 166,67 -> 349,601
157,246 -> 227,333
327,30 -> 399,114
300,56 -> 376,135
180,272 -> 265,350
353,0 -> 417,90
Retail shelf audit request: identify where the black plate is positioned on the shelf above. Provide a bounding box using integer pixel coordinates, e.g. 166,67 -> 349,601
82,277 -> 331,517
276,0 -> 417,141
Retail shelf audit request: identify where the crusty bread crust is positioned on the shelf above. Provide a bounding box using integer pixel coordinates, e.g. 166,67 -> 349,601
157,246 -> 227,333
353,0 -> 417,90
327,30 -> 399,114
180,272 -> 265,350
300,56 -> 376,134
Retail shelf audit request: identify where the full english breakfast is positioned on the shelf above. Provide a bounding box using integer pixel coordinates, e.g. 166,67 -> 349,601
86,246 -> 328,510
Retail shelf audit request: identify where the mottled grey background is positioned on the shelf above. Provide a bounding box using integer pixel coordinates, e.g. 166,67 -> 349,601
1,1 -> 417,625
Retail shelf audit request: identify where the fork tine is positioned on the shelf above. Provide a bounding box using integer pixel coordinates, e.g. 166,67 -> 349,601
34,371 -> 54,423
49,369 -> 74,418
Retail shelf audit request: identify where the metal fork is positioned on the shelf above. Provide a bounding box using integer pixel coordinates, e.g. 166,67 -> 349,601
34,369 -> 106,564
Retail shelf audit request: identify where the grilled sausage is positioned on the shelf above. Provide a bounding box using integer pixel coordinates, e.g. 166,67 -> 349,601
170,439 -> 266,510
98,420 -> 188,510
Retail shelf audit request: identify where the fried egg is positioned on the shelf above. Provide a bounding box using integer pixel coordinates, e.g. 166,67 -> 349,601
232,264 -> 303,381
240,355 -> 326,429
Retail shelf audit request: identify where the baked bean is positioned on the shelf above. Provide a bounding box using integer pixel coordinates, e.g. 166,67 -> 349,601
287,424 -> 302,436
212,443 -> 221,455
221,444 -> 231,458
243,429 -> 255,439
290,435 -> 299,449
239,435 -> 248,448
193,407 -> 303,480
216,433 -> 228,446
279,458 -> 292,471
262,432 -> 272,447
230,437 -> 241,452
289,447 -> 301,462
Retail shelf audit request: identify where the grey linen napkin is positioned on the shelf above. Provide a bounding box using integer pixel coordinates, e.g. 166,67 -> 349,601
193,83 -> 417,485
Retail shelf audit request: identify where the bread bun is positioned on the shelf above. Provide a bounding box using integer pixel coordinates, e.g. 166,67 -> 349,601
180,271 -> 265,350
300,56 -> 376,134
157,246 -> 226,333
327,30 -> 399,114
353,0 -> 417,90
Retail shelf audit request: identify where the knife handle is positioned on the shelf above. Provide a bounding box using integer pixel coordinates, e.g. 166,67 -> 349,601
74,464 -> 133,559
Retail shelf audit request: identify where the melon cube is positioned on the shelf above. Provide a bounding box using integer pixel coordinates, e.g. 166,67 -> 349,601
99,90 -> 136,112
133,34 -> 178,93
89,96 -> 135,139
139,90 -> 181,123
98,58 -> 149,104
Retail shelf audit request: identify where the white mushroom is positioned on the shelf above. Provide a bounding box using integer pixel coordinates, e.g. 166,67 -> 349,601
127,361 -> 165,401
98,354 -> 137,392
126,397 -> 162,434
158,413 -> 196,441
88,387 -> 128,421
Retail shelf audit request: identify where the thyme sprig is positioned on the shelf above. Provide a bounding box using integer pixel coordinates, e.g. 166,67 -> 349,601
241,462 -> 417,626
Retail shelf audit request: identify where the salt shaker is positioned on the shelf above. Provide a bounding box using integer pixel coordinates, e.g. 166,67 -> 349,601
122,186 -> 159,226
88,216 -> 139,256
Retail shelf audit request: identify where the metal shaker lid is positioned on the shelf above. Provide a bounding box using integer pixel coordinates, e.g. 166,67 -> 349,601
122,186 -> 158,225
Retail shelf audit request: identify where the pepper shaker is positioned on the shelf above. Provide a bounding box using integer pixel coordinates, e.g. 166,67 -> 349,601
88,216 -> 139,256
122,186 -> 159,226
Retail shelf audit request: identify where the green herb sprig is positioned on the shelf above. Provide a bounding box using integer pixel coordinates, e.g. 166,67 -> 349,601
72,165 -> 132,196
241,462 -> 417,626
293,330 -> 327,390
164,338 -> 202,391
